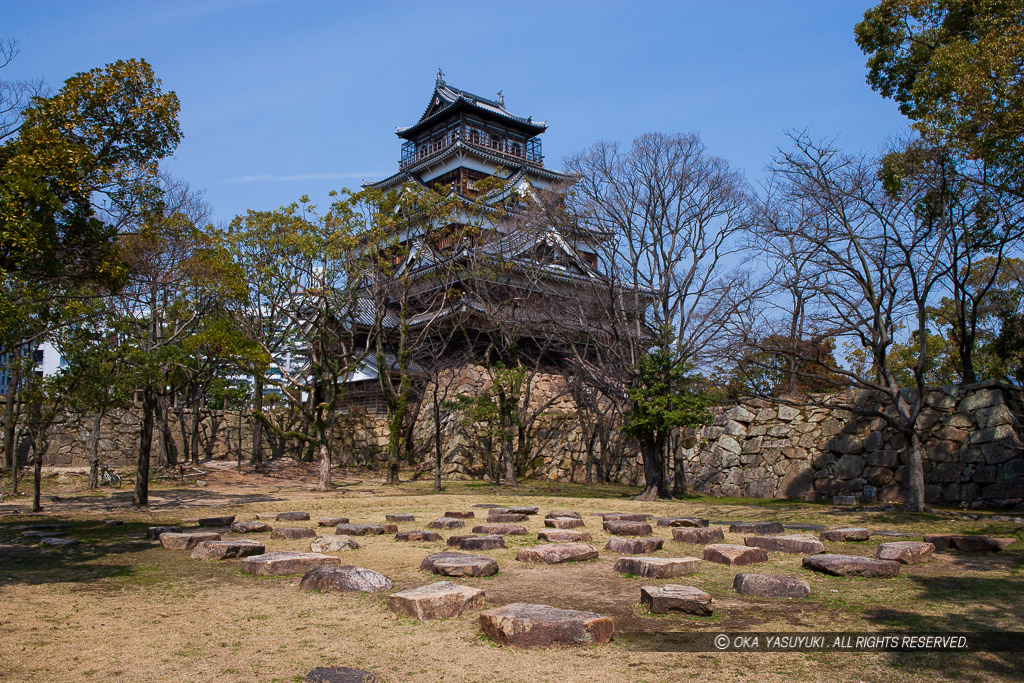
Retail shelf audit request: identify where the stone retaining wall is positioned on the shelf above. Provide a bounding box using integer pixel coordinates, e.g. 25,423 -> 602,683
682,384 -> 1024,507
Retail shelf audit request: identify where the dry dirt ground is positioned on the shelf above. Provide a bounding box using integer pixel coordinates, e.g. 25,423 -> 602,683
1,460 -> 1022,682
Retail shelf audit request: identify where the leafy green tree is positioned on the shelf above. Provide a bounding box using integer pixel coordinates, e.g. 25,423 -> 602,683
856,1 -> 1024,191
621,346 -> 712,500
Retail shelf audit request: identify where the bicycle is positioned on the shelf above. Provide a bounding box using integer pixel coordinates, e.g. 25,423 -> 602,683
100,464 -> 122,488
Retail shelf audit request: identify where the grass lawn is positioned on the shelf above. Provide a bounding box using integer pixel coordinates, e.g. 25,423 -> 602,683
1,461 -> 1022,682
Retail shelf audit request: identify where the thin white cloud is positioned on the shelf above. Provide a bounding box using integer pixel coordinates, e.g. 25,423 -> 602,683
227,172 -> 387,184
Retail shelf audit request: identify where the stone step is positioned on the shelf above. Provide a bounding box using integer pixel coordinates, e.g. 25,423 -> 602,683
472,524 -> 527,536
802,554 -> 900,578
271,527 -> 316,540
147,525 -> 183,540
671,527 -> 725,545
733,573 -> 810,598
640,585 -> 712,615
447,535 -> 506,550
335,524 -> 392,536
299,565 -> 393,593
197,516 -> 235,527
599,512 -> 651,522
602,521 -> 653,536
875,541 -> 935,564
395,530 -> 443,542
537,530 -> 593,543
703,544 -> 769,566
191,539 -> 265,560
303,665 -> 376,682
729,521 -> 783,535
744,534 -> 825,555
443,511 -> 474,519
922,534 -> 1002,552
656,517 -> 708,528
605,536 -> 663,555
819,527 -> 870,542
487,513 -> 528,523
427,518 -> 465,530
386,581 -> 485,620
275,511 -> 309,522
310,535 -> 360,553
478,603 -> 613,647
545,511 -> 581,520
613,556 -> 699,578
231,521 -> 272,534
40,537 -> 78,547
420,551 -> 499,577
385,513 -> 414,523
318,517 -> 350,527
516,543 -> 598,565
240,551 -> 342,576
159,532 -> 221,550
490,506 -> 539,516
544,518 -> 585,529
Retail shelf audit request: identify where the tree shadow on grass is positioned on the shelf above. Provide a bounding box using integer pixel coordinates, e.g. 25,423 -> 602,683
0,519 -> 180,587
863,570 -> 1024,680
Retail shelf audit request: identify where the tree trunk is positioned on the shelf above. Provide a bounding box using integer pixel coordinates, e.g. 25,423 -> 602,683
386,408 -> 403,485
903,429 -> 927,512
88,412 -> 102,489
251,377 -> 264,466
4,348 -> 21,492
134,388 -> 155,507
190,392 -> 203,466
636,436 -> 669,501
502,431 -> 517,488
315,417 -> 331,492
154,394 -> 169,469
32,438 -> 42,512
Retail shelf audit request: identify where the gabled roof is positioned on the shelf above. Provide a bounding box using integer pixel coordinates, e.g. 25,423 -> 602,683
396,75 -> 548,140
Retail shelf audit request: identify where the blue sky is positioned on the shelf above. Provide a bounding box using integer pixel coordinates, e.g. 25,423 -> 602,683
5,0 -> 908,226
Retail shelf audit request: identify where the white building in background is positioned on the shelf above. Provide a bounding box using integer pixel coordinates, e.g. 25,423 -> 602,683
0,342 -> 66,396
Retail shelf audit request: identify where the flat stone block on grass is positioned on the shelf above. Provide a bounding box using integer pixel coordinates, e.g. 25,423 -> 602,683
335,524 -> 388,536
160,532 -> 221,550
386,581 -> 484,620
240,551 -> 342,576
538,530 -> 593,543
231,521 -> 272,534
545,518 -> 585,529
729,521 -> 784,535
385,513 -> 415,523
614,556 -> 699,578
657,517 -> 708,527
599,512 -> 650,522
516,543 -> 598,564
640,585 -> 712,615
304,666 -> 375,683
191,539 -> 265,560
197,516 -> 235,527
478,603 -> 613,647
545,511 -> 581,520
40,537 -> 78,547
876,541 -> 935,564
23,531 -> 65,538
605,536 -> 663,554
733,573 -> 810,598
487,513 -> 528,523
443,511 -> 474,519
147,525 -> 182,540
802,554 -> 900,578
603,521 -> 653,536
420,551 -> 499,577
472,524 -> 528,536
491,507 -> 539,516
744,534 -> 825,555
427,518 -> 465,530
395,530 -> 442,542
447,535 -> 506,550
671,527 -> 724,545
271,527 -> 316,540
703,544 -> 769,566
310,535 -> 360,553
276,511 -> 309,521
923,534 -> 1002,552
299,565 -> 393,593
820,527 -> 870,542
318,517 -> 350,527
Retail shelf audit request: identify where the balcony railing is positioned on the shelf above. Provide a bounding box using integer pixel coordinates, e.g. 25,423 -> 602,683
401,125 -> 542,169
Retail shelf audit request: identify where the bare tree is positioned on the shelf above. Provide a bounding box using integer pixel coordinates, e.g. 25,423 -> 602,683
564,132 -> 751,499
